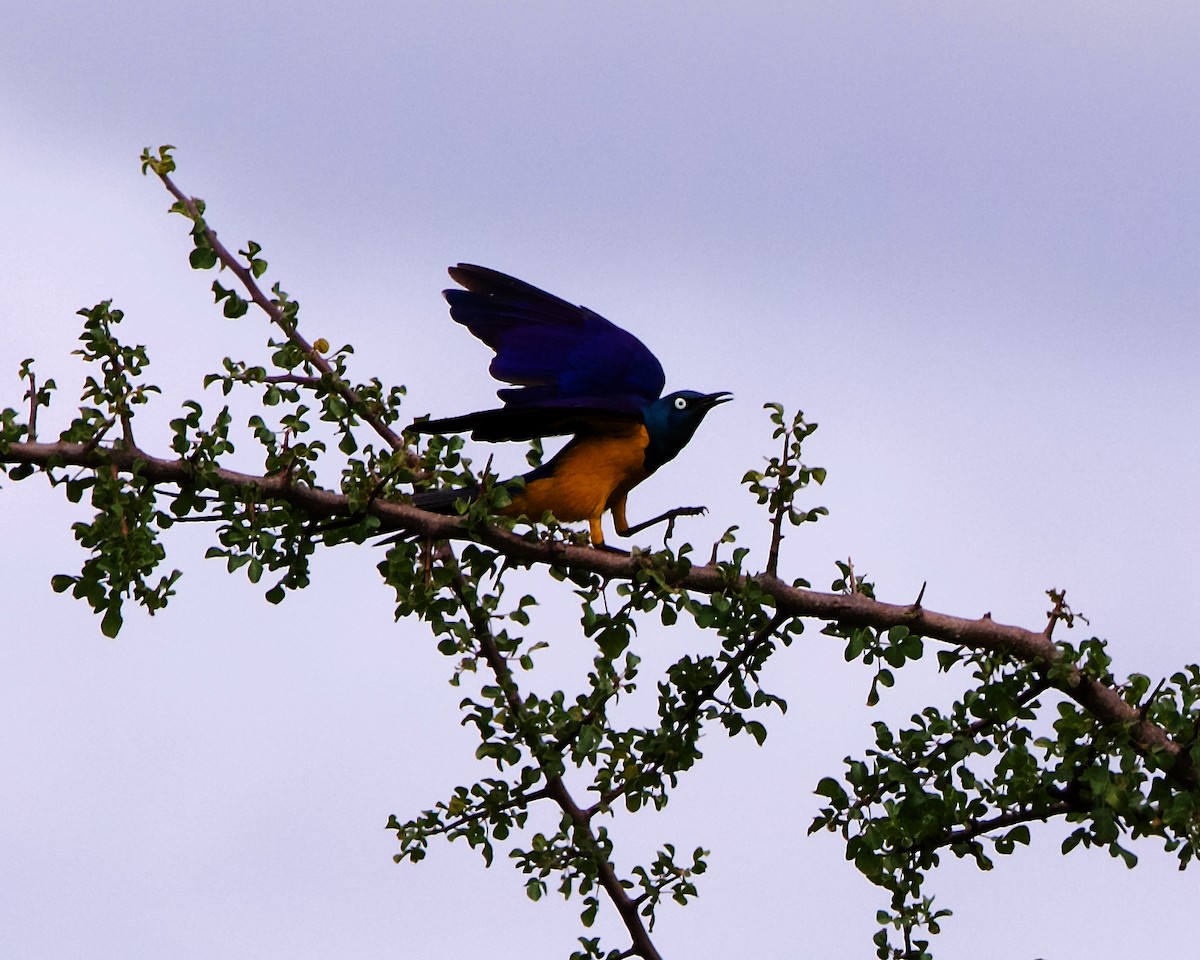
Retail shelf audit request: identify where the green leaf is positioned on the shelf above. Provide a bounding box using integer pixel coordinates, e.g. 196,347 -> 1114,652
100,604 -> 123,638
745,720 -> 768,745
814,777 -> 848,803
189,247 -> 218,270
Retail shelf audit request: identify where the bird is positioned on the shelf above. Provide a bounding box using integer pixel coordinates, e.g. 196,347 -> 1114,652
408,264 -> 731,548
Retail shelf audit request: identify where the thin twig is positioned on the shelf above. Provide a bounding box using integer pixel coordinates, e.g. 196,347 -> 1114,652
154,172 -> 411,459
587,610 -> 790,816
25,369 -> 38,442
914,801 -> 1079,851
1044,589 -> 1068,639
262,373 -> 323,386
766,428 -> 791,578
78,416 -> 117,456
844,677 -> 1054,818
430,786 -> 552,840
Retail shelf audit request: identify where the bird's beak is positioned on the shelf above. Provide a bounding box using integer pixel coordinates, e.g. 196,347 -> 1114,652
699,391 -> 733,411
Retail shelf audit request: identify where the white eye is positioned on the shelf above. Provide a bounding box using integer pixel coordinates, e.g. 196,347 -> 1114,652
673,397 -> 688,410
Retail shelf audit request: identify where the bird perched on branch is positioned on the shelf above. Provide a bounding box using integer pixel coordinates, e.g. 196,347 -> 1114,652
409,264 -> 731,547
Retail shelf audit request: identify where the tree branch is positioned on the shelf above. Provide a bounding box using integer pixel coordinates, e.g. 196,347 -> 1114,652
587,610 -> 790,816
153,171 -> 412,458
916,801 -> 1079,852
24,368 -> 38,442
5,436 -> 1194,793
766,427 -> 790,578
440,543 -> 663,960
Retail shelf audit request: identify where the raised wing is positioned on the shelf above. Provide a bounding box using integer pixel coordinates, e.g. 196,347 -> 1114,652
412,264 -> 667,441
456,262 -> 665,398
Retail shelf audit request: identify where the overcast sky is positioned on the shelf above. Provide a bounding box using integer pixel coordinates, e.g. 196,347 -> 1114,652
2,4 -> 1198,958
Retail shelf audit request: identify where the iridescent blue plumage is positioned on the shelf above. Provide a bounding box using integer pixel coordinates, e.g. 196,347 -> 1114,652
422,265 -> 666,440
411,264 -> 730,546
447,263 -> 664,403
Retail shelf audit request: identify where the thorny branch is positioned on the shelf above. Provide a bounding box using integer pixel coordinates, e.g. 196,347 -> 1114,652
4,436 -> 1195,796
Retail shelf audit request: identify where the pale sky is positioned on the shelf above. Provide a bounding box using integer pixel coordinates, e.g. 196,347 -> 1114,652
2,4 -> 1198,958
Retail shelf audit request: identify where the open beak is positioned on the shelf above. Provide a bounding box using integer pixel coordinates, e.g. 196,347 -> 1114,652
699,391 -> 734,411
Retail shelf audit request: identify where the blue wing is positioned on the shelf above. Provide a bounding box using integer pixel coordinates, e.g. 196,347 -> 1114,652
413,264 -> 666,441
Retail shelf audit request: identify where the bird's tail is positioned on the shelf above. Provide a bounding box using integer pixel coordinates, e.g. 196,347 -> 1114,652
376,484 -> 482,548
411,484 -> 481,514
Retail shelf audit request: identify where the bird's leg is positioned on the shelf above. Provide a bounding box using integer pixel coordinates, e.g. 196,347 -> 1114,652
617,505 -> 708,539
586,515 -> 629,553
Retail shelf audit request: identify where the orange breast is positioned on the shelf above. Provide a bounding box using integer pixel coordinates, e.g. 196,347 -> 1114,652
503,424 -> 650,523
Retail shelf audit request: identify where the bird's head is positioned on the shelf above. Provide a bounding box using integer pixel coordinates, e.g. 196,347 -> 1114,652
641,390 -> 733,473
